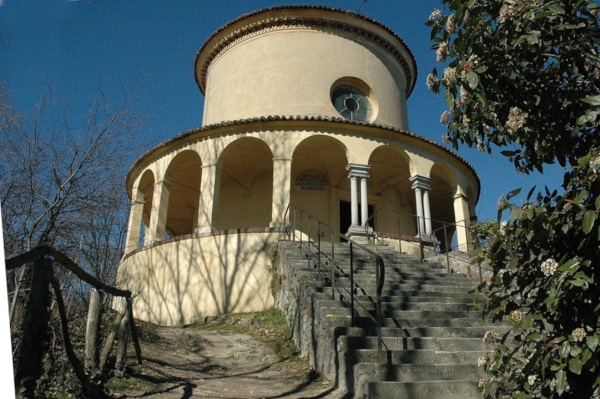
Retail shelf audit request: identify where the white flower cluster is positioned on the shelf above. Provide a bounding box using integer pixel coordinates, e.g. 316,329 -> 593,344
541,258 -> 559,276
459,85 -> 470,103
510,310 -> 522,323
478,378 -> 488,388
442,67 -> 458,84
499,1 -> 518,23
477,356 -> 486,367
571,327 -> 586,342
429,8 -> 442,21
440,110 -> 452,125
499,220 -> 509,235
528,375 -> 537,385
436,42 -> 448,63
426,73 -> 439,90
483,330 -> 497,344
445,14 -> 456,33
506,106 -> 527,134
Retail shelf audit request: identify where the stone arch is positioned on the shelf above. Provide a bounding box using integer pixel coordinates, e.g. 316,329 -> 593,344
124,169 -> 156,252
429,163 -> 458,250
213,137 -> 273,230
368,145 -> 412,234
291,135 -> 348,230
164,150 -> 203,237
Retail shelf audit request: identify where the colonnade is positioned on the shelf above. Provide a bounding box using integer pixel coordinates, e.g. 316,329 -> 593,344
125,161 -> 473,254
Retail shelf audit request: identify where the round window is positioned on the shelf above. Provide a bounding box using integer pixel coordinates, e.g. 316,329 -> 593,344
331,85 -> 372,121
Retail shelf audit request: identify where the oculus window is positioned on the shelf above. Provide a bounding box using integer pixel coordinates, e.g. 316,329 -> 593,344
331,84 -> 372,121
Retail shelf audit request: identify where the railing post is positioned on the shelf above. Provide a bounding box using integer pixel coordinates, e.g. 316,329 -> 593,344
331,228 -> 335,299
397,212 -> 402,253
307,215 -> 311,269
292,206 -> 297,241
349,242 -> 355,327
376,256 -> 384,364
443,222 -> 450,273
299,210 -> 303,246
317,222 -> 321,274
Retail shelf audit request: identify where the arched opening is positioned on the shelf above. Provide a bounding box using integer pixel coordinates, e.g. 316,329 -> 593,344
213,138 -> 273,230
430,163 -> 457,251
164,150 -> 202,237
290,136 -> 348,237
368,145 -> 412,236
126,170 -> 155,250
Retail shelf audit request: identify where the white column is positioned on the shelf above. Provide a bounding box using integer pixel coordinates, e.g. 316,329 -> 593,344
196,163 -> 218,235
453,192 -> 472,252
271,158 -> 292,228
124,196 -> 144,254
147,180 -> 170,244
345,163 -> 371,236
360,176 -> 369,227
349,175 -> 359,228
413,186 -> 424,236
423,189 -> 432,235
410,175 -> 432,238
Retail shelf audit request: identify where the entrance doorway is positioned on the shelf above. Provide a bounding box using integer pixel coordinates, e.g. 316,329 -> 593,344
339,200 -> 374,237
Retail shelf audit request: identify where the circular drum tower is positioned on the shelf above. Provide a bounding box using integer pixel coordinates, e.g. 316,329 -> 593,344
117,6 -> 480,326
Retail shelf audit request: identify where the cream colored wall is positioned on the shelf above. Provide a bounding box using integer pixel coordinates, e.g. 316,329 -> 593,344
124,127 -> 479,250
117,232 -> 278,326
202,29 -> 409,129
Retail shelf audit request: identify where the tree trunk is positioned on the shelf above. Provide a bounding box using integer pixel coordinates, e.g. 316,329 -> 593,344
84,289 -> 103,377
14,257 -> 52,398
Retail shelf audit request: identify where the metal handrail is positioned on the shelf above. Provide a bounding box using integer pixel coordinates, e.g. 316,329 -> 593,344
283,203 -> 386,363
392,210 -> 492,281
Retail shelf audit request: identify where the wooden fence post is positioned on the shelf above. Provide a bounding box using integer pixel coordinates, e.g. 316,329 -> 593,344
115,300 -> 130,376
85,289 -> 103,378
14,256 -> 53,398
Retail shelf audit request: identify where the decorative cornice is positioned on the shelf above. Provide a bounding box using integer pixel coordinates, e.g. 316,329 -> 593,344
194,5 -> 417,97
126,115 -> 480,202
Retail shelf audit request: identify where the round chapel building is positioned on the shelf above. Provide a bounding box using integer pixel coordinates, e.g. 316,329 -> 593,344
117,6 -> 480,326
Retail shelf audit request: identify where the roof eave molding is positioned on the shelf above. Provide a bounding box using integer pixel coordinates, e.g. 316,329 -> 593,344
194,5 -> 417,98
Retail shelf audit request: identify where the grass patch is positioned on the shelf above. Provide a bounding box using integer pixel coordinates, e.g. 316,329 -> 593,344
188,308 -> 315,379
105,375 -> 155,391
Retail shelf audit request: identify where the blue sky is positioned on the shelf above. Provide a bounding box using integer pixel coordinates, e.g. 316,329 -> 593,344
0,0 -> 565,221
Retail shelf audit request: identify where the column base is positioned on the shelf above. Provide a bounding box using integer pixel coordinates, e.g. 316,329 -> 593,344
346,225 -> 374,242
194,226 -> 214,236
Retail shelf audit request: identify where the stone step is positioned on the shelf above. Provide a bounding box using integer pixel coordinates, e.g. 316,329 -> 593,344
346,335 -> 492,352
314,286 -> 482,300
276,240 -> 497,398
303,279 -> 477,294
317,299 -> 473,314
318,308 -> 483,326
367,380 -> 481,399
348,348 -> 487,366
355,362 -> 484,383
314,293 -> 475,305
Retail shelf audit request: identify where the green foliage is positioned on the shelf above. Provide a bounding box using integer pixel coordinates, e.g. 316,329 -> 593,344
427,0 -> 600,173
428,1 -> 600,397
480,163 -> 600,398
470,218 -> 501,250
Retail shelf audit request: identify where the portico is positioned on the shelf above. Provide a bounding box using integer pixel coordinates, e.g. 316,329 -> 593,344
116,5 -> 480,326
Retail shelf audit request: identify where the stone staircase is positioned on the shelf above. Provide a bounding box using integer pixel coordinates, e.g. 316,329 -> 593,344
274,240 -> 504,398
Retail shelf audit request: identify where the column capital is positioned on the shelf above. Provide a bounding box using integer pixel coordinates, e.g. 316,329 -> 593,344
454,192 -> 469,201
409,175 -> 431,191
346,163 -> 371,179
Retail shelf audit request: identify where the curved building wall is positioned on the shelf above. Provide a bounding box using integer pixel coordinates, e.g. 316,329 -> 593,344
196,6 -> 416,130
201,29 -> 409,129
118,6 -> 479,326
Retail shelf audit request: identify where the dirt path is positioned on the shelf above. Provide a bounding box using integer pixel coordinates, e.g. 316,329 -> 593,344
111,326 -> 343,399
